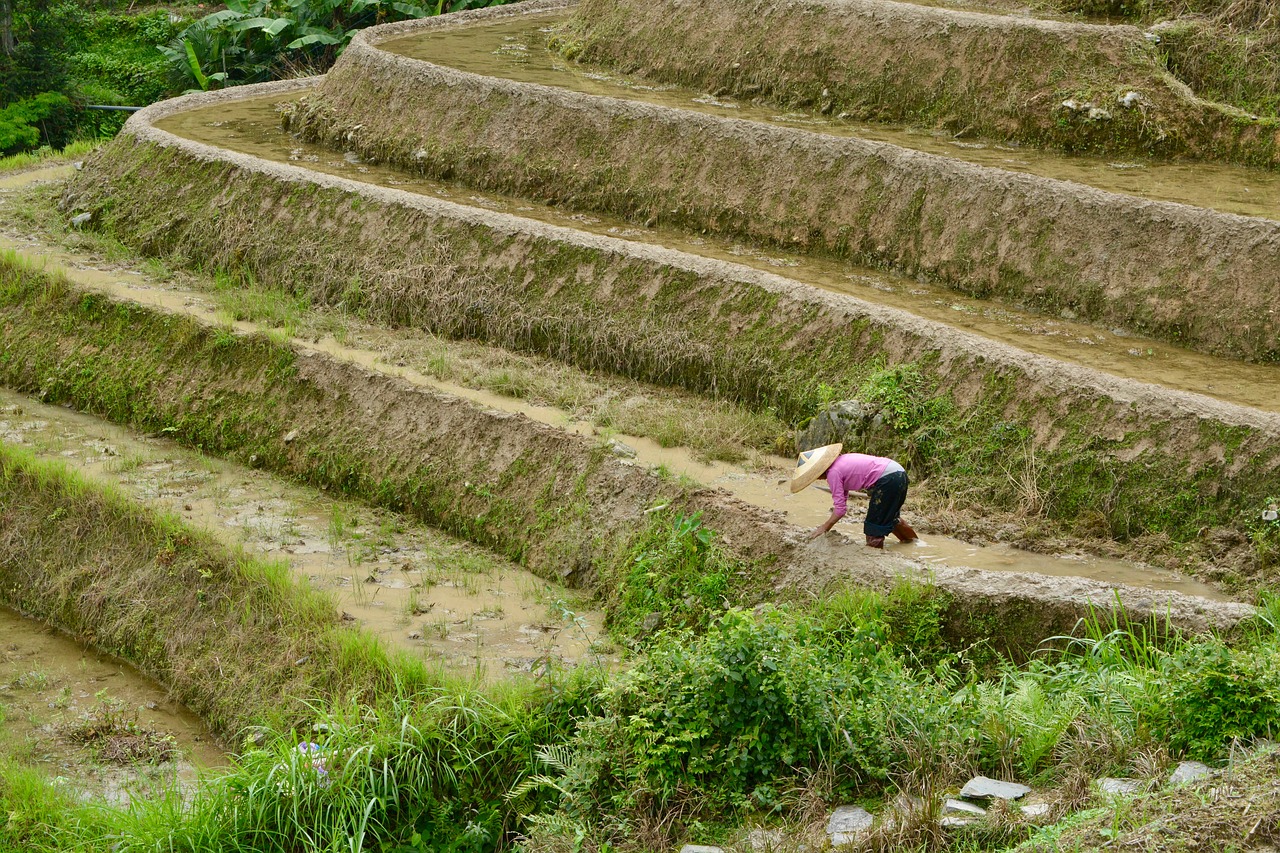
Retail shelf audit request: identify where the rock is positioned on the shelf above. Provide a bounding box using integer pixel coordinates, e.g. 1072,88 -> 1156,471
73,160 -> 85,171
283,429 -> 299,444
959,776 -> 1031,801
943,798 -> 986,816
1143,30 -> 1161,44
795,399 -> 880,452
1117,91 -> 1144,108
1098,778 -> 1142,796
640,612 -> 663,635
1262,508 -> 1278,522
939,815 -> 977,828
1021,802 -> 1051,818
69,212 -> 92,228
1169,761 -> 1211,785
679,847 -> 723,853
827,805 -> 873,844
1087,107 -> 1112,121
407,631 -> 422,640
607,438 -> 637,459
745,829 -> 784,852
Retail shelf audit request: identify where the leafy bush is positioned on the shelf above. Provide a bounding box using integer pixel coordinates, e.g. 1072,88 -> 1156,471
160,0 -> 510,92
609,511 -> 734,639
0,93 -> 75,155
1160,640 -> 1280,759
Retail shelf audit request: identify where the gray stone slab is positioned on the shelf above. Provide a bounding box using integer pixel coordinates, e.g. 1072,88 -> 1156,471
939,815 -> 978,828
1098,777 -> 1142,796
679,846 -> 724,853
827,805 -> 873,845
742,829 -> 778,850
745,829 -> 784,852
959,775 -> 1031,800
1169,761 -> 1212,785
1021,802 -> 1052,818
943,798 -> 987,816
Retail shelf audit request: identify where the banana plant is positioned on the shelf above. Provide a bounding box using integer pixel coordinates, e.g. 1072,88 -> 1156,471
159,0 -> 511,94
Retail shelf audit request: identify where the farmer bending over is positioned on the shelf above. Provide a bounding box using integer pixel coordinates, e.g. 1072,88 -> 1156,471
790,443 -> 917,548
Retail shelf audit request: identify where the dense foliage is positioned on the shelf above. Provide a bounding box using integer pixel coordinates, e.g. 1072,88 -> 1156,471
0,0 -> 508,156
0,498 -> 1278,852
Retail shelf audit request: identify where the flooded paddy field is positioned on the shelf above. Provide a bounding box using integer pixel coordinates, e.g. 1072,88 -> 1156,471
0,607 -> 223,805
153,96 -> 1280,415
384,12 -> 1280,221
0,390 -> 606,677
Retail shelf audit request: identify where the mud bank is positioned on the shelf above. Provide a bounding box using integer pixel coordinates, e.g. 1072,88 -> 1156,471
285,2 -> 1280,361
564,0 -> 1280,164
0,258 -> 1256,651
0,444 -> 419,739
61,87 -> 1280,560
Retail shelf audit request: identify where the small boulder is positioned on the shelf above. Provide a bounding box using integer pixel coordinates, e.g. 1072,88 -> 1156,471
959,776 -> 1031,801
1098,778 -> 1142,796
70,212 -> 92,228
1021,802 -> 1051,818
1169,761 -> 1211,785
607,438 -> 637,459
745,829 -> 783,852
827,804 -> 873,844
796,399 -> 878,452
943,798 -> 986,816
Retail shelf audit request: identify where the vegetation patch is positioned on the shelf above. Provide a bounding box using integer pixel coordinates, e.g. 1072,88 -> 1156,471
2,432 -> 1277,852
58,141 -> 1280,591
562,0 -> 1279,164
294,28 -> 1280,362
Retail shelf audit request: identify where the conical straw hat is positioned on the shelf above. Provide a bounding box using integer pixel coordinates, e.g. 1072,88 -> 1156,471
789,443 -> 843,493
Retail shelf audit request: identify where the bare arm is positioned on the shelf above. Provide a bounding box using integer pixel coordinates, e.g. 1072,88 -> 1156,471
809,509 -> 843,540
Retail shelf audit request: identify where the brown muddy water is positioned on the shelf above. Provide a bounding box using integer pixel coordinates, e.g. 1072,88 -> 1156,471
0,607 -> 224,805
0,226 -> 1227,603
384,13 -> 1280,221
0,391 -> 608,677
154,97 -> 1280,415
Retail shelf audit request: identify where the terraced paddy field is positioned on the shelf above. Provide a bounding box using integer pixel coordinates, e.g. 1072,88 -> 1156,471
4,0 -> 1280,850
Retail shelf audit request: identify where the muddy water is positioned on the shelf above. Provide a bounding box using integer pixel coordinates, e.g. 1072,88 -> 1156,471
154,97 -> 1280,415
0,392 -> 607,677
0,235 -> 1226,602
0,607 -> 223,804
0,160 -> 1234,600
384,14 -> 1280,221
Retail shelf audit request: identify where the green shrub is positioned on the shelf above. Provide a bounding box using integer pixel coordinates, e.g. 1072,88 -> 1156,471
0,93 -> 75,155
609,511 -> 735,639
1161,640 -> 1280,759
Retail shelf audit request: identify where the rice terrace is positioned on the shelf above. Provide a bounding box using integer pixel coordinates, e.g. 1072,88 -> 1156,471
3,0 -> 1280,849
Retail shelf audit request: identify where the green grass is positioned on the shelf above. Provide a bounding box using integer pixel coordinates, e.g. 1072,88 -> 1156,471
2,445 -> 1278,852
0,140 -> 99,173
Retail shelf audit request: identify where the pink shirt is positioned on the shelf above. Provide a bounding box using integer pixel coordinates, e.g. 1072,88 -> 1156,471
824,453 -> 903,518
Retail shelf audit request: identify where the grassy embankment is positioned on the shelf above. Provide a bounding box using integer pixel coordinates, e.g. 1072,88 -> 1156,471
1049,0 -> 1280,121
2,439 -> 1280,853
57,147 -> 1280,593
558,0 -> 1279,166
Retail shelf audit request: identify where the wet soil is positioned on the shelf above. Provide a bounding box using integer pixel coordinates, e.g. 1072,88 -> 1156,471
384,13 -> 1280,221
152,97 -> 1280,416
0,389 -> 607,677
0,607 -> 223,805
0,168 -> 1228,602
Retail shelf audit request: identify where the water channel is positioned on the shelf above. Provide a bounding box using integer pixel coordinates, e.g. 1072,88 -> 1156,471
0,607 -> 224,805
386,13 -> 1280,221
155,94 -> 1280,416
0,391 -> 607,676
